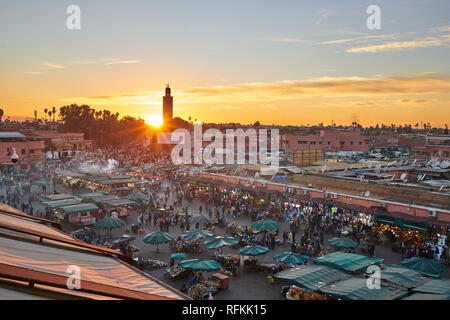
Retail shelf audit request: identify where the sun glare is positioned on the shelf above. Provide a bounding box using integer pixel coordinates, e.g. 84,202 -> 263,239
145,113 -> 163,127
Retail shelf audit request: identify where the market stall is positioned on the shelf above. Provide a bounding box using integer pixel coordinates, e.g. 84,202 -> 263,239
313,251 -> 384,275
178,259 -> 223,299
274,264 -> 350,291
374,214 -> 431,246
285,285 -> 328,300
319,277 -> 408,300
54,203 -> 100,226
164,265 -> 191,280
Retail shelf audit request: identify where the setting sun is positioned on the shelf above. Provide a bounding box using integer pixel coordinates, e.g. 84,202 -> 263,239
145,113 -> 163,127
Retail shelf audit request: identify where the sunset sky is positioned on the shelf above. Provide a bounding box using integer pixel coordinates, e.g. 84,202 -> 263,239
0,0 -> 449,127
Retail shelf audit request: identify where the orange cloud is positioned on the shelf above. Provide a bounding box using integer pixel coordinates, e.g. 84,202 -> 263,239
63,75 -> 450,107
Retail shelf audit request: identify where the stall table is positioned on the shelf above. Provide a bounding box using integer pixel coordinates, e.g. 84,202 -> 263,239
211,273 -> 230,289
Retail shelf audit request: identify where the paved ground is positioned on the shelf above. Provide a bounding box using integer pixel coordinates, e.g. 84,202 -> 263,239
9,178 -> 449,300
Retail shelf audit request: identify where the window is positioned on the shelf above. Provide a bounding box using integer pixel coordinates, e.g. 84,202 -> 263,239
327,141 -> 331,145
359,141 -> 362,145
30,150 -> 35,154
21,149 -> 26,155
350,141 -> 354,145
443,151 -> 449,158
433,150 -> 440,157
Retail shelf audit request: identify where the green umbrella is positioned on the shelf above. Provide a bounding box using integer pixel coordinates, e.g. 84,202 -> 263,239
273,252 -> 310,265
252,219 -> 280,232
179,259 -> 221,271
95,217 -> 126,239
240,245 -> 270,256
143,231 -> 174,252
95,217 -> 126,230
328,238 -> 359,249
143,231 -> 174,245
181,230 -> 214,241
204,236 -> 239,249
171,253 -> 188,260
189,215 -> 212,225
401,257 -> 447,277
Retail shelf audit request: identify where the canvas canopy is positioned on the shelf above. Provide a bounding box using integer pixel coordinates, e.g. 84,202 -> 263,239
412,279 -> 450,295
98,179 -> 139,185
77,192 -> 107,199
43,199 -> 82,208
56,203 -> 99,214
313,252 -> 383,274
273,265 -> 351,291
103,199 -> 135,208
319,277 -> 408,300
41,194 -> 75,202
374,214 -> 429,232
377,265 -> 428,288
403,293 -> 450,300
87,195 -> 120,204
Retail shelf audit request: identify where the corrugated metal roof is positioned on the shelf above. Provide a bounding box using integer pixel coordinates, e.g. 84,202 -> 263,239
0,204 -> 188,300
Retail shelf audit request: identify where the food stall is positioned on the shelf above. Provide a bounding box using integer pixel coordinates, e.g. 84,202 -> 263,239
187,279 -> 220,299
164,265 -> 191,280
54,203 -> 100,226
286,285 -> 327,300
210,273 -> 230,289
147,259 -> 168,270
103,199 -> 135,218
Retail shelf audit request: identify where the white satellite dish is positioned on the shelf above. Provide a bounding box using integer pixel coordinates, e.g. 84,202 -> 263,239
400,173 -> 407,181
413,159 -> 417,164
439,186 -> 444,192
321,165 -> 327,173
364,191 -> 370,197
368,162 -> 373,169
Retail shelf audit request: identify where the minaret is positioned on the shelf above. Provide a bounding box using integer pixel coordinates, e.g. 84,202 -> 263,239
163,84 -> 173,124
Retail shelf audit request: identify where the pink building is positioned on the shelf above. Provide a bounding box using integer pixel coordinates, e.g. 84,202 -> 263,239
280,127 -> 371,153
0,132 -> 44,172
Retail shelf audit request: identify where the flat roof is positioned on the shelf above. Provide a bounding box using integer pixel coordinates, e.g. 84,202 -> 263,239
0,132 -> 26,139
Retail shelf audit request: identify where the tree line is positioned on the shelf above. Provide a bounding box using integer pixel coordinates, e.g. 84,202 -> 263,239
59,104 -> 148,146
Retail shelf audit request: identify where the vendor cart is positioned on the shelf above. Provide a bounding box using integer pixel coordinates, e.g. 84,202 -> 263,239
211,273 -> 230,289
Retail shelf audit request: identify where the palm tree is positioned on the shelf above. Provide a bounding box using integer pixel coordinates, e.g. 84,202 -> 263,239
0,108 -> 3,122
44,108 -> 48,121
34,110 -> 37,121
52,107 -> 56,122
